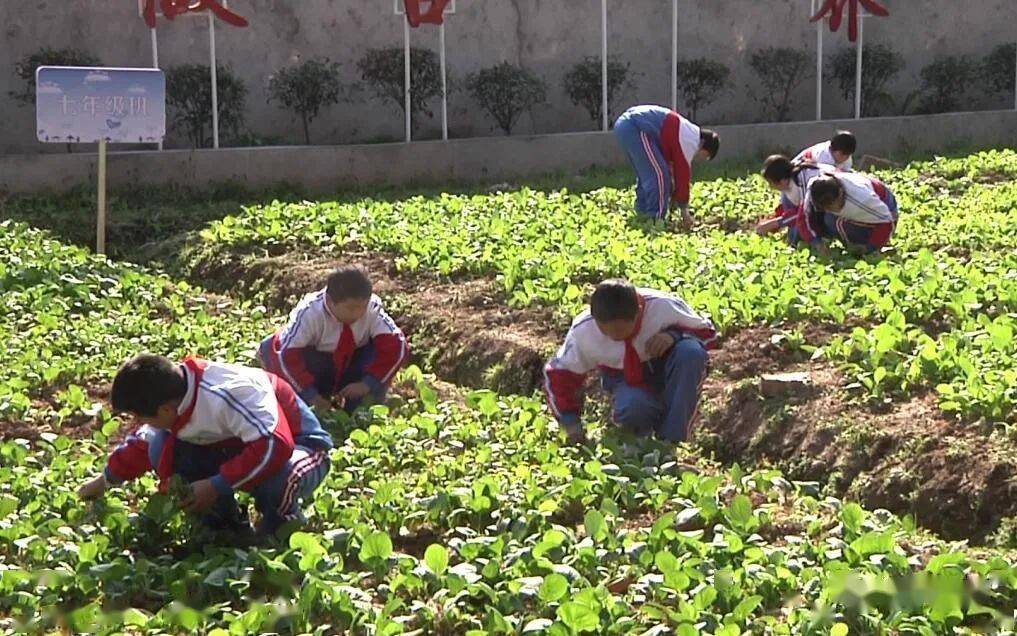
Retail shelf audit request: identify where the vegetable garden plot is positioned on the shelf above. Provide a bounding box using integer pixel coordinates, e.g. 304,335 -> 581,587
190,150 -> 1017,422
2,150 -> 1017,634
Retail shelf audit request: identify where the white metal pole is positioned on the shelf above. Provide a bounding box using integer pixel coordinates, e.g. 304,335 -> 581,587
440,21 -> 448,141
672,0 -> 678,111
814,0 -> 823,120
151,27 -> 163,150
209,13 -> 220,148
601,0 -> 608,131
404,18 -> 412,142
97,139 -> 107,254
854,11 -> 863,119
150,29 -> 159,67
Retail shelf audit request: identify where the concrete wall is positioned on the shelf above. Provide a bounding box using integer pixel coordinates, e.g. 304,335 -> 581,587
1,1 -> 1014,155
3,110 -> 1015,196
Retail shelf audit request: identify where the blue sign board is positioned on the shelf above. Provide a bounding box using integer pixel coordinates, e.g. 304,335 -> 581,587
36,66 -> 166,144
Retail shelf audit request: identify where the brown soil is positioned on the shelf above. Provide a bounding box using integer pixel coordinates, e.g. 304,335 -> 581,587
0,381 -> 111,441
698,326 -> 1017,543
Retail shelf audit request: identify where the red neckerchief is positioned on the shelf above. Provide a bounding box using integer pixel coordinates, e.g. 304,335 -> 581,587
324,298 -> 358,393
155,358 -> 205,484
331,324 -> 356,393
623,297 -> 647,388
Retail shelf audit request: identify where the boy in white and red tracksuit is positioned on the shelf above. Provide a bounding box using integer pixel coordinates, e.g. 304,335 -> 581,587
258,266 -> 409,413
798,172 -> 899,254
756,154 -> 838,244
613,105 -> 720,224
77,354 -> 333,537
544,279 -> 718,445
794,131 -> 856,171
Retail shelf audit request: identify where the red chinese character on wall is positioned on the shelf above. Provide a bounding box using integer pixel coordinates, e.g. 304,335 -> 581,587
811,0 -> 889,42
143,0 -> 249,29
403,0 -> 452,27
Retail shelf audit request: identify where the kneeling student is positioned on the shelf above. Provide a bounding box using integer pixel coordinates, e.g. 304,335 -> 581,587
78,354 -> 333,537
797,172 -> 899,255
794,130 -> 856,171
756,154 -> 835,244
259,266 -> 409,412
544,279 -> 717,444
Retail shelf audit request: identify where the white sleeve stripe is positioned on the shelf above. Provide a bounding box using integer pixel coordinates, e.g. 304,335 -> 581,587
641,131 -> 668,219
200,381 -> 273,437
279,304 -> 313,388
843,192 -> 891,221
280,303 -> 312,350
277,452 -> 326,515
375,309 -> 399,334
233,438 -> 275,488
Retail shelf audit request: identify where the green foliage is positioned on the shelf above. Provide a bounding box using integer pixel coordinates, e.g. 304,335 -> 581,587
3,150 -> 1017,634
829,43 -> 904,116
9,390 -> 1012,633
914,55 -> 977,114
748,47 -> 811,122
423,543 -> 449,576
0,220 -> 274,424
357,47 -> 442,121
10,47 -> 103,106
166,63 -> 247,148
675,57 -> 730,120
192,149 -> 1017,422
466,62 -> 547,135
563,56 -> 635,126
0,183 -> 302,260
268,58 -> 344,144
981,43 -> 1017,98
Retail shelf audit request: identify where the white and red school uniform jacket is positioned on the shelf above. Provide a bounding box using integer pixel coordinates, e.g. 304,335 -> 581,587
267,291 -> 409,402
660,110 -> 702,206
794,140 -> 852,171
770,163 -> 838,227
797,172 -> 898,245
543,289 -> 717,427
104,359 -> 331,496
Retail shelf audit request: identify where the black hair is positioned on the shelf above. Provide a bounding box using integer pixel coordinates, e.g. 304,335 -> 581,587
809,175 -> 845,210
700,129 -> 720,160
590,279 -> 640,322
830,130 -> 856,155
111,354 -> 187,417
326,265 -> 373,302
762,155 -> 793,183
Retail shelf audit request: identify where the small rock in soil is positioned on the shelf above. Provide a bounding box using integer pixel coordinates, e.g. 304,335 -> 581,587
759,372 -> 811,397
